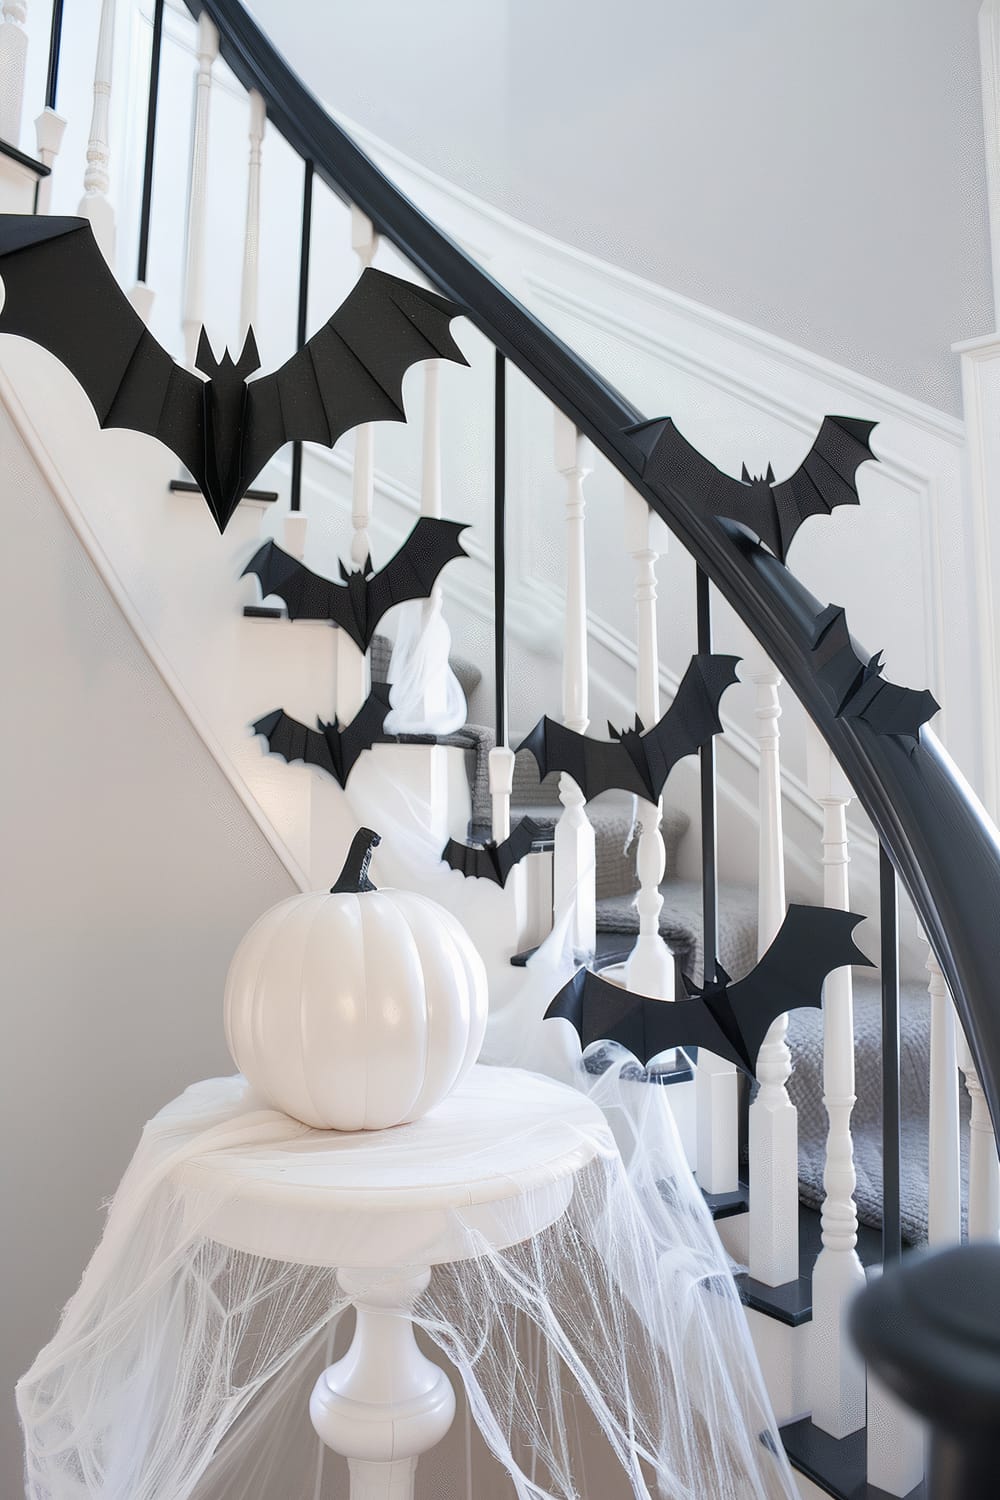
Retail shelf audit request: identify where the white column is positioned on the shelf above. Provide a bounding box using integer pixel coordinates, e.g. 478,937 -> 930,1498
181,12 -> 218,368
553,412 -> 595,956
310,1267 -> 455,1500
747,665 -> 798,1286
33,105 -> 66,214
806,727 -> 866,1436
958,1029 -> 1000,1238
623,486 -> 673,999
926,945 -> 962,1246
0,1 -> 27,147
77,0 -> 117,262
239,89 -> 266,343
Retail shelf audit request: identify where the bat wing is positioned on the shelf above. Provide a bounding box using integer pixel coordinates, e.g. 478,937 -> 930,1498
771,416 -> 877,561
0,216 -> 205,479
242,539 -> 347,622
810,603 -> 939,751
362,518 -> 470,645
337,684 -> 392,782
495,816 -> 546,883
516,717 -> 649,801
847,675 -> 939,751
640,653 -> 741,798
727,904 -> 872,1074
626,413 -> 766,538
545,968 -> 746,1069
243,268 -> 468,480
441,839 -> 500,882
252,709 -> 336,778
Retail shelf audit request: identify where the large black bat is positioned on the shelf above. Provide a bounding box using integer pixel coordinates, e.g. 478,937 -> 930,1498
441,817 -> 546,886
546,904 -> 872,1078
626,414 -> 877,563
516,653 -> 740,803
810,604 -> 939,752
242,519 -> 469,651
252,684 -> 391,787
0,215 -> 467,532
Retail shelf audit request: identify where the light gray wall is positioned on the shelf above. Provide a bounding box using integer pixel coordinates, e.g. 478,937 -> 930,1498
0,413 -> 297,1488
248,0 -> 993,414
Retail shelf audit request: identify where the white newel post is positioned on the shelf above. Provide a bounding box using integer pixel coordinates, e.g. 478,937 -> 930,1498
0,1 -> 28,148
33,105 -> 66,214
622,484 -> 673,999
181,11 -> 217,368
77,0 -> 118,262
335,207 -> 379,722
958,1030 -> 1000,1239
239,89 -> 266,343
925,945 -> 962,1246
806,727 -> 866,1436
748,664 -> 798,1286
553,413 -> 596,956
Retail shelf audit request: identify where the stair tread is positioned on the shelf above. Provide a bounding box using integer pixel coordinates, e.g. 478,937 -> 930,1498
780,1416 -> 925,1500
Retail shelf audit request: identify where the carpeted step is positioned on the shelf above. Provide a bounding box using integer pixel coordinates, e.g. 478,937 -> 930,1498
596,877 -> 759,983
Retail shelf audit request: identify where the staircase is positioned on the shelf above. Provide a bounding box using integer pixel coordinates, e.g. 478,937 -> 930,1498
2,3 -> 1000,1498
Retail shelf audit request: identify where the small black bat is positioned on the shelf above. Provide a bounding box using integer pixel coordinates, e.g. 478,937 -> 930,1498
810,604 -> 939,752
546,904 -> 872,1078
441,816 -> 546,885
516,653 -> 740,803
252,684 -> 391,787
242,519 -> 469,651
626,413 -> 877,563
0,215 -> 467,532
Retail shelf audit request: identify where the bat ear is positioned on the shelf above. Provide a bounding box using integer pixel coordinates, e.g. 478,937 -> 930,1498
607,720 -> 620,740
741,463 -> 751,484
195,327 -> 219,379
680,972 -> 701,998
766,463 -> 775,483
235,326 -> 261,379
634,715 -> 645,734
338,559 -> 350,582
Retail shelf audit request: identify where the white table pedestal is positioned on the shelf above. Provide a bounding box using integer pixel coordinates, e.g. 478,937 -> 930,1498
310,1266 -> 456,1500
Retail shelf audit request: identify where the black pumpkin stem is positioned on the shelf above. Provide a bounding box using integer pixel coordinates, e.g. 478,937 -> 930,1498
330,828 -> 381,894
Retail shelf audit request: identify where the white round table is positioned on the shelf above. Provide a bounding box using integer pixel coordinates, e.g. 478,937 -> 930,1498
171,1065 -> 609,1500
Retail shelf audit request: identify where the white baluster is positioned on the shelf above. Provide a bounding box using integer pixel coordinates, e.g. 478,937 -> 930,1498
553,412 -> 595,956
489,745 -> 513,843
623,485 -> 672,999
181,12 -> 218,368
239,89 -> 266,343
747,665 -> 797,1286
0,0 -> 28,148
958,1030 -> 1000,1238
806,728 -> 866,1436
926,945 -> 962,1246
77,0 -> 117,262
33,105 -> 66,214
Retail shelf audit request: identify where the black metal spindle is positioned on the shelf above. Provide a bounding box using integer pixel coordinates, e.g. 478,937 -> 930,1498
697,567 -> 718,983
493,351 -> 507,748
135,0 -> 165,286
289,159 -> 314,512
44,0 -> 65,111
880,843 -> 902,1264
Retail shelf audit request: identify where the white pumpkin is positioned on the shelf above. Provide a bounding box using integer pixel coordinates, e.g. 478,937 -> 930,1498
224,829 -> 488,1130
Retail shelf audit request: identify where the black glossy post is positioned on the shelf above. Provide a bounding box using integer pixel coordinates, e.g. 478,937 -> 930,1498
880,844 -> 901,1264
697,567 -> 718,983
45,0 -> 65,110
136,0 -> 165,286
494,351 -> 507,747
289,159 -> 313,512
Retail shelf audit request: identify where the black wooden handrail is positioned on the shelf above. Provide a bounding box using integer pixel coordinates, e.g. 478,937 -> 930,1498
183,0 -> 1000,1134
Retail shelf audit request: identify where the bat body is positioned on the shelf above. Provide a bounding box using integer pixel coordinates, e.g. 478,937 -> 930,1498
546,904 -> 872,1078
0,215 -> 467,532
626,414 -> 877,563
810,604 -> 939,751
516,653 -> 740,803
242,519 -> 469,650
442,816 -> 546,885
252,685 -> 391,787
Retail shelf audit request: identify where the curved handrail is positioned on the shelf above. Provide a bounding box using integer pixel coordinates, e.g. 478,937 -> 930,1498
187,0 -> 1000,1132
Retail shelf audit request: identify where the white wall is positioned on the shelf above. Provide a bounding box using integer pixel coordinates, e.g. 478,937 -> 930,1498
247,0 -> 993,415
0,406 -> 297,1490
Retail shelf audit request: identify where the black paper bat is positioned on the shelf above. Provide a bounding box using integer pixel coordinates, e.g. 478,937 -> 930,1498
625,414 -> 877,563
809,604 -> 939,752
252,684 -> 391,787
0,215 -> 468,532
242,519 -> 469,651
441,816 -> 546,886
516,653 -> 740,803
546,904 -> 872,1078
